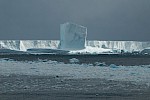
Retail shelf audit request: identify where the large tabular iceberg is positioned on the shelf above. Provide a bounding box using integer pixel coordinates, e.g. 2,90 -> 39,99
60,22 -> 87,50
1,40 -> 150,53
0,23 -> 150,54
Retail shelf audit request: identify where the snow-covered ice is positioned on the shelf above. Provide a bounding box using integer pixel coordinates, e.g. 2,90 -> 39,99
69,46 -> 113,54
0,59 -> 150,86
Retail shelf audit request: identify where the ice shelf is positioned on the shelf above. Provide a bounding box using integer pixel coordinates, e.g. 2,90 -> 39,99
1,40 -> 150,53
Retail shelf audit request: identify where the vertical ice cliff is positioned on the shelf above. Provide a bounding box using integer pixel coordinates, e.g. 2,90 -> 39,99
0,40 -> 150,52
60,22 -> 87,50
19,40 -> 59,51
0,40 -> 59,51
87,41 -> 148,52
0,40 -> 20,50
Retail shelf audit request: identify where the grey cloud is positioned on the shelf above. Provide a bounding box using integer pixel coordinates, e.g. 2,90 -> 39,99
0,0 -> 150,40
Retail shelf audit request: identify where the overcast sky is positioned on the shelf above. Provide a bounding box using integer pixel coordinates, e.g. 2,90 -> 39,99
0,0 -> 150,40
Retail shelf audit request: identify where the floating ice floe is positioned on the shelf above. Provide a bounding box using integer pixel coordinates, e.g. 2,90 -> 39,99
69,58 -> 80,64
0,59 -> 150,86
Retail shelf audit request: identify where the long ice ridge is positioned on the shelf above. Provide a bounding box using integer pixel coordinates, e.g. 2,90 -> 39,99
0,40 -> 150,52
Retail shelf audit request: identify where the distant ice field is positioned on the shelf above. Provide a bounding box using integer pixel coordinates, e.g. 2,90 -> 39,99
0,58 -> 150,87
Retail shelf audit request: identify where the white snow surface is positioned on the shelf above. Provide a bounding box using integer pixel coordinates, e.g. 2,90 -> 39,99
69,46 -> 113,54
0,40 -> 150,53
0,59 -> 150,85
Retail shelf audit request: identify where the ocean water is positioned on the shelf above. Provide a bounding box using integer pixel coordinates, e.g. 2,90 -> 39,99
0,54 -> 150,100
